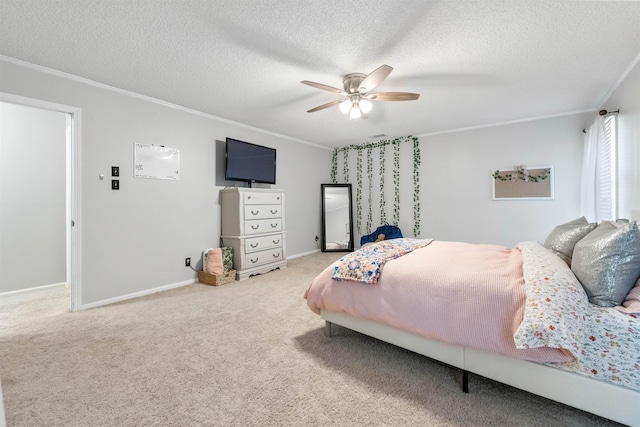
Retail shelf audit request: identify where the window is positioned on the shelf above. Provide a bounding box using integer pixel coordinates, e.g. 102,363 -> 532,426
580,114 -> 618,222
595,115 -> 617,220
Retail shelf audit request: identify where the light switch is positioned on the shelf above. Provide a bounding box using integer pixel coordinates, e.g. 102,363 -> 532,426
112,179 -> 119,190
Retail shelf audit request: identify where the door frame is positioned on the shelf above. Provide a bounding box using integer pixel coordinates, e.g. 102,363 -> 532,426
0,92 -> 82,311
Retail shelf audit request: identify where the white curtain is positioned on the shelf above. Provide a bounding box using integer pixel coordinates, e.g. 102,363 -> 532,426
580,115 -> 616,222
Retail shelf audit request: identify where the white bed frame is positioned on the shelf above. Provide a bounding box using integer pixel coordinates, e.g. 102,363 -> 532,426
322,310 -> 640,427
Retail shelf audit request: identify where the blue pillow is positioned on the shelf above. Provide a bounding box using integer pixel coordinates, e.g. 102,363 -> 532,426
360,223 -> 403,246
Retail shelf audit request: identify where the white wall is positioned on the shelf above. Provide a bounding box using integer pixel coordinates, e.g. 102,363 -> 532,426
0,102 -> 67,292
417,113 -> 592,246
601,58 -> 640,220
0,60 -> 332,306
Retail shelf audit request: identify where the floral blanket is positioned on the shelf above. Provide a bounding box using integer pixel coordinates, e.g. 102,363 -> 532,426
332,238 -> 433,284
547,305 -> 640,391
514,241 -> 589,358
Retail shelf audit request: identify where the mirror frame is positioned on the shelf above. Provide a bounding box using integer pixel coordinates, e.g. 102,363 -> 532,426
321,183 -> 354,252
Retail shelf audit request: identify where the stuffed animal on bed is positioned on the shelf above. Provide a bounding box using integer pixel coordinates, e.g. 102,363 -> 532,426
375,234 -> 385,242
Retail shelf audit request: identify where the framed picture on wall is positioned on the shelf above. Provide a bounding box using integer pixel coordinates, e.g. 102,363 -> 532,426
492,165 -> 554,200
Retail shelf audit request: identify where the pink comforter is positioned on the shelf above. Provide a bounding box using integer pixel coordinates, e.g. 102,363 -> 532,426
305,241 -> 574,363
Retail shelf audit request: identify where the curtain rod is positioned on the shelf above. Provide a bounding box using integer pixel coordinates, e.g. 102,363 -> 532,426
582,109 -> 620,133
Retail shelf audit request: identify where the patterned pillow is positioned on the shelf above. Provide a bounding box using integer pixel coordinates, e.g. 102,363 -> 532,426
221,246 -> 234,272
571,221 -> 640,307
543,217 -> 596,266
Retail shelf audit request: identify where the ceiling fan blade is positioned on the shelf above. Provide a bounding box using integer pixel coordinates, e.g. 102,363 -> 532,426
301,80 -> 346,95
358,64 -> 393,92
366,92 -> 420,101
307,99 -> 343,113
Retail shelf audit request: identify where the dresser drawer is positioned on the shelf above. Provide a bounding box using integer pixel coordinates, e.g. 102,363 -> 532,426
245,247 -> 284,268
245,233 -> 284,254
243,191 -> 283,205
243,204 -> 282,220
245,218 -> 282,235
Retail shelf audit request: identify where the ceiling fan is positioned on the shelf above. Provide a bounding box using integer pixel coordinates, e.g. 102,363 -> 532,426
301,64 -> 420,119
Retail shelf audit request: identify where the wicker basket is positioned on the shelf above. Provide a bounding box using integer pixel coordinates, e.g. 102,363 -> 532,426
198,270 -> 236,286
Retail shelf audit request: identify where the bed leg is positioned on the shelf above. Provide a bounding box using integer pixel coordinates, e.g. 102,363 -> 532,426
462,370 -> 469,393
324,321 -> 332,337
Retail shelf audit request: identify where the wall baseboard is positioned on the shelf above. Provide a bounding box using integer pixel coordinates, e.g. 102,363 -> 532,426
288,249 -> 320,259
0,282 -> 67,297
81,279 -> 196,310
75,249 -> 324,310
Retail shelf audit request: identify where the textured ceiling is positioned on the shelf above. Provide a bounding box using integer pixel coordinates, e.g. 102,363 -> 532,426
1,0 -> 639,148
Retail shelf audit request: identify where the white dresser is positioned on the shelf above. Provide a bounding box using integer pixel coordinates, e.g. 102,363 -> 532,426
220,188 -> 287,281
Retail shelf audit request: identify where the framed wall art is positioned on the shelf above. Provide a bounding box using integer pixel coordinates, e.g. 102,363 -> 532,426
492,165 -> 554,200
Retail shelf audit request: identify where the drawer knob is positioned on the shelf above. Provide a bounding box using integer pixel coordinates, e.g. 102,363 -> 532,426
250,243 -> 259,248
251,225 -> 260,230
273,239 -> 280,244
272,253 -> 280,258
270,210 -> 277,214
270,223 -> 277,228
250,257 -> 258,264
251,210 -> 259,215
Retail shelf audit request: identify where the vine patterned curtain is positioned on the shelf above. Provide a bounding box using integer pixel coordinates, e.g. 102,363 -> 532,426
330,135 -> 421,238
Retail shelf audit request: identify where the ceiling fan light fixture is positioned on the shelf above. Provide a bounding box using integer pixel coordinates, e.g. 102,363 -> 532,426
302,64 -> 419,118
339,100 -> 352,114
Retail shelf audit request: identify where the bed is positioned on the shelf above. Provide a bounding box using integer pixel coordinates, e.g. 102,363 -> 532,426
304,223 -> 640,427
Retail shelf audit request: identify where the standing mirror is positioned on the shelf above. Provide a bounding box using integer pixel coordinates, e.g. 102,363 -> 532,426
321,184 -> 354,252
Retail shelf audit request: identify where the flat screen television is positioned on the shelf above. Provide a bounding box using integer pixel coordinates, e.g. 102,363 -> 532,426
225,138 -> 277,185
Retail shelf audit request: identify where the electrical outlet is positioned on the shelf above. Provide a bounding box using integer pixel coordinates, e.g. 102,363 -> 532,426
185,257 -> 191,267
315,236 -> 319,242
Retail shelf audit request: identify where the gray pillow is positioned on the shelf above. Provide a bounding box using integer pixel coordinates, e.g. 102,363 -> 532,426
571,221 -> 640,307
544,217 -> 597,266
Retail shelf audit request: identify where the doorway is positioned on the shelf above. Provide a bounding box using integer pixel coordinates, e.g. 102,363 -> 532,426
0,93 -> 81,311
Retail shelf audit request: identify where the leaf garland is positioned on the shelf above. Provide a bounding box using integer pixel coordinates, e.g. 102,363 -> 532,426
379,143 -> 386,224
492,166 -> 551,182
393,138 -> 401,225
412,136 -> 421,236
356,148 -> 363,234
366,146 -> 373,233
331,149 -> 338,183
342,148 -> 349,184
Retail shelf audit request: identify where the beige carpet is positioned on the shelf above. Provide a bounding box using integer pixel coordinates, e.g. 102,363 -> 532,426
0,252 -> 621,426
